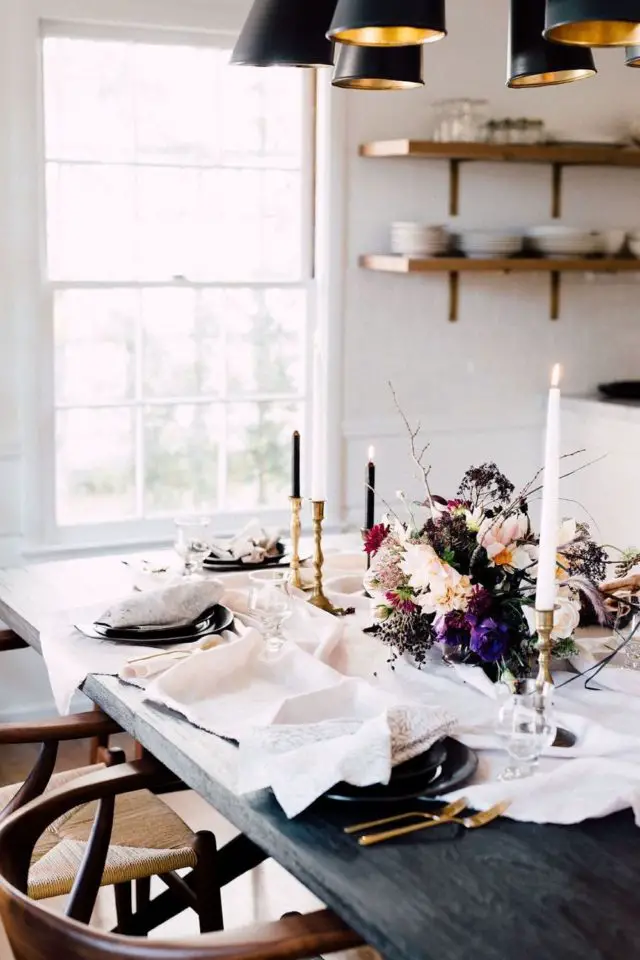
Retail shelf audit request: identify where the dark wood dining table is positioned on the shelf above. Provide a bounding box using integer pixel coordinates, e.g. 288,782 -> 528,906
0,553 -> 640,960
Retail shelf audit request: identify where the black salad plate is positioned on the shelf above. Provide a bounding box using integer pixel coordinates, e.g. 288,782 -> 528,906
324,738 -> 478,803
78,604 -> 234,645
204,542 -> 289,572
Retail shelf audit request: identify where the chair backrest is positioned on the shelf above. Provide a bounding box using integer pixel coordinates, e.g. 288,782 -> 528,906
0,759 -> 362,960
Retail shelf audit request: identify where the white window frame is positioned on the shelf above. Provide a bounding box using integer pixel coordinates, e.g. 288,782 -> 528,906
32,18 -> 322,550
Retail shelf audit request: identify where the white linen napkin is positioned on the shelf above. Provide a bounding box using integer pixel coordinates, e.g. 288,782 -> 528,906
120,633 -> 228,681
144,629 -> 456,817
97,580 -> 224,629
210,519 -> 281,563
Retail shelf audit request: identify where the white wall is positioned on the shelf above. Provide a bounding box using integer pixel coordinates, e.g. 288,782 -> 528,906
339,1 -> 640,535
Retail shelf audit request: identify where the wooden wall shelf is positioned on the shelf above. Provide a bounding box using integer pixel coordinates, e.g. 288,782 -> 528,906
359,140 -> 640,217
359,255 -> 640,322
359,140 -> 640,166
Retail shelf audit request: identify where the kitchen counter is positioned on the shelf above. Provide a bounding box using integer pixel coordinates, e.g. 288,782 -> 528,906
563,394 -> 640,423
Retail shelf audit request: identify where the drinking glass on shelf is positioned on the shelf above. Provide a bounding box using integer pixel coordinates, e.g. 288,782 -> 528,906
174,517 -> 211,578
432,98 -> 488,143
248,570 -> 292,656
495,679 -> 556,780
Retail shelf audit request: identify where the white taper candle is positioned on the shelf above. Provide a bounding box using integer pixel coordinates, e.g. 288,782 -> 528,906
536,363 -> 562,611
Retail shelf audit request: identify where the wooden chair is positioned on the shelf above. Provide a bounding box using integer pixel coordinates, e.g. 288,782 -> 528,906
0,713 -> 221,934
0,626 -> 112,763
0,758 -> 364,960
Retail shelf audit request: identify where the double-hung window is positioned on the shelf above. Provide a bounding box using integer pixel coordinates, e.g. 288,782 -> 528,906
41,26 -> 314,542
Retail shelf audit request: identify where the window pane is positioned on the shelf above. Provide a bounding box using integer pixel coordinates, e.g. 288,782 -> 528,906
143,404 -> 222,516
141,289 -> 224,399
43,38 -> 135,162
54,290 -> 136,404
46,164 -> 135,281
56,408 -> 136,525
227,401 -> 302,510
223,288 -> 306,397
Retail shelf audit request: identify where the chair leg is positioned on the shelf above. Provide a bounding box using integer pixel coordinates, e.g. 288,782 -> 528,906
114,882 -> 133,934
89,704 -> 111,765
136,876 -> 151,912
193,830 -> 223,933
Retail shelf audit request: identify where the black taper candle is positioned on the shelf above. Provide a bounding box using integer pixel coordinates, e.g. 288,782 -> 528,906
365,446 -> 376,531
292,431 -> 301,499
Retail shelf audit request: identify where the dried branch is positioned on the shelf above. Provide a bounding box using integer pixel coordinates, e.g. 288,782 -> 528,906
389,381 -> 435,511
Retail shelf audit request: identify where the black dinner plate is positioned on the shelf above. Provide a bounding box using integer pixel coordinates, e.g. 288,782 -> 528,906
388,739 -> 448,782
324,738 -> 477,803
203,544 -> 290,572
84,604 -> 234,645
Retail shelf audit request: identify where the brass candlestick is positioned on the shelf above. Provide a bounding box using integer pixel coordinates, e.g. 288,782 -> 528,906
308,500 -> 344,616
535,609 -> 555,690
288,497 -> 303,591
535,608 -> 577,748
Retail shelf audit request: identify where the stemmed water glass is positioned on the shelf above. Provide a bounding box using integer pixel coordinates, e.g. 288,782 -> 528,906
495,679 -> 556,780
174,517 -> 211,578
248,570 -> 292,656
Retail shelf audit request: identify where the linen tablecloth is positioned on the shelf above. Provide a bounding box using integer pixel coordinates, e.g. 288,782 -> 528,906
38,558 -> 640,824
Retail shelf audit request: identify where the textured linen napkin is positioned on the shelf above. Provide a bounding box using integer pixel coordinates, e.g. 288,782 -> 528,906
97,580 -> 224,629
144,629 -> 456,818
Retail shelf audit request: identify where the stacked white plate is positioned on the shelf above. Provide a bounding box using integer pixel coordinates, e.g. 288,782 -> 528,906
390,222 -> 449,256
528,226 -> 600,259
458,229 -> 523,260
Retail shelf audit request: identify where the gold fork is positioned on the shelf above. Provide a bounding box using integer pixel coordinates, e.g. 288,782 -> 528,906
357,800 -> 512,847
343,798 -> 469,835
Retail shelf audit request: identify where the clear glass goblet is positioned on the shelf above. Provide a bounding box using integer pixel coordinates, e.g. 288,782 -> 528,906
174,516 -> 211,578
495,679 -> 556,780
248,570 -> 292,656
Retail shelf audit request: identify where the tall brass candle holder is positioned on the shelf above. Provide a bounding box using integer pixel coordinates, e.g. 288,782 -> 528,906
535,609 -> 554,690
308,500 -> 344,616
535,608 -> 577,748
288,496 -> 304,591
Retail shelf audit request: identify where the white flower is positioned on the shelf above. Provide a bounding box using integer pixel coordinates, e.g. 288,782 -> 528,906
523,594 -> 581,641
463,506 -> 485,533
552,594 -> 581,639
400,542 -> 444,592
478,513 -> 532,570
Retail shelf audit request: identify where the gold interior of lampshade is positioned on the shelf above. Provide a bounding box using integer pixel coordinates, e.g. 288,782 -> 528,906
333,25 -> 445,46
333,76 -> 422,89
509,67 -> 596,87
628,55 -> 640,65
547,20 -> 640,46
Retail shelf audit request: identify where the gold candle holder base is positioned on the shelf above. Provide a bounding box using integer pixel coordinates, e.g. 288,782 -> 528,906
535,608 -> 577,749
288,497 -> 304,591
308,500 -> 345,617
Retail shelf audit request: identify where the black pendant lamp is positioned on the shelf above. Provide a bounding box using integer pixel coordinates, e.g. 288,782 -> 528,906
231,0 -> 337,67
328,0 -> 446,47
625,44 -> 640,63
544,0 -> 640,47
333,43 -> 423,88
508,0 -> 596,87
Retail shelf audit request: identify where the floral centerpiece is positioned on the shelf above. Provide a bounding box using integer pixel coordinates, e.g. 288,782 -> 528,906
364,459 -> 609,681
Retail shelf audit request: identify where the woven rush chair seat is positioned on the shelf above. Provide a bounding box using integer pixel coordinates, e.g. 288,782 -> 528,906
0,763 -> 196,900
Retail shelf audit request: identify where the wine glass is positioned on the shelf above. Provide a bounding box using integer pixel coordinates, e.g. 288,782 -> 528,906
174,517 -> 211,578
495,679 -> 556,780
248,570 -> 292,656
